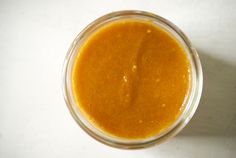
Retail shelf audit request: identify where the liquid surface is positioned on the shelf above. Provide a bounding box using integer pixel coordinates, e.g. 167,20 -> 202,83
72,20 -> 191,139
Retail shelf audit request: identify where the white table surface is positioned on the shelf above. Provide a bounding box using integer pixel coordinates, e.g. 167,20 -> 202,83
1,0 -> 236,157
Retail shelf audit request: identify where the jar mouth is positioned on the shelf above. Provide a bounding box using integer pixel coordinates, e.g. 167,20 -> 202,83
62,10 -> 203,149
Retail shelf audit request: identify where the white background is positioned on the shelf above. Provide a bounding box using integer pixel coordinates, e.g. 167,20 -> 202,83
0,0 -> 236,157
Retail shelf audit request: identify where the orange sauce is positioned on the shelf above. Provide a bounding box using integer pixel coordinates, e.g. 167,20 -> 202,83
72,20 -> 191,139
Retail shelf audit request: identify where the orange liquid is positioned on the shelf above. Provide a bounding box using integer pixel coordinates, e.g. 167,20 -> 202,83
72,20 -> 191,139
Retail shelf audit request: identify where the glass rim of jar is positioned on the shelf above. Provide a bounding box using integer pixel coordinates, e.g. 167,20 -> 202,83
62,10 -> 203,149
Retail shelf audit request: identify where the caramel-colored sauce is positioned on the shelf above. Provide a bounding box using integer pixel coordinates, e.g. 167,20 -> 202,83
72,20 -> 191,139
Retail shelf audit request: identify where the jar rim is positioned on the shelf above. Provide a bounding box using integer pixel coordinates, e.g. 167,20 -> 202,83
62,10 -> 203,149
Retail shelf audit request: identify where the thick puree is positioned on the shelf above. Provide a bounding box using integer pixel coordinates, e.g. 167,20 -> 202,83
72,19 -> 191,139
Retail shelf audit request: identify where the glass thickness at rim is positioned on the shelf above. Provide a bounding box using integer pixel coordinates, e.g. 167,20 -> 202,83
63,10 -> 203,149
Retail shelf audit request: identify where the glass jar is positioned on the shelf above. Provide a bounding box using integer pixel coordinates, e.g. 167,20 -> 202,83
62,10 -> 203,149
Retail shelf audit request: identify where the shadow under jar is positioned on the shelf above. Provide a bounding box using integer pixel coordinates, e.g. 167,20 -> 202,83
63,10 -> 203,149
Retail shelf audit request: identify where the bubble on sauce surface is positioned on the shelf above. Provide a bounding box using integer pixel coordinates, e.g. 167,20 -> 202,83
132,65 -> 137,72
123,75 -> 128,83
